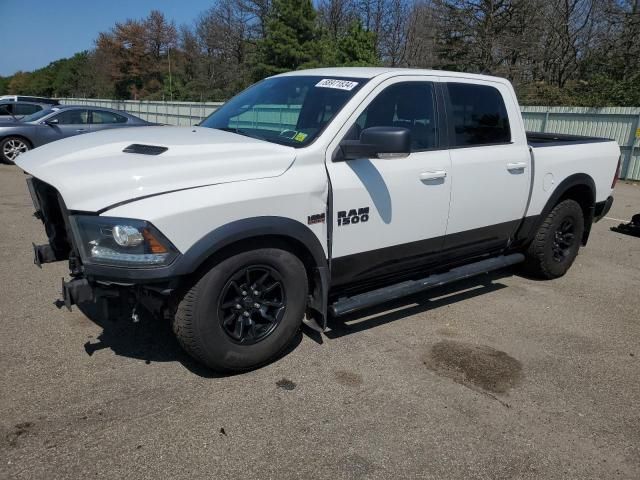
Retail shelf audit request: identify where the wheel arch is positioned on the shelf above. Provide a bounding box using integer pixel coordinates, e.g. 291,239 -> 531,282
518,173 -> 596,247
178,216 -> 330,329
0,134 -> 33,148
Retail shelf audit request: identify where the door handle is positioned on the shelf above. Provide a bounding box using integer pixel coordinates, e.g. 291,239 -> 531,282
506,162 -> 527,172
76,128 -> 87,133
420,170 -> 447,181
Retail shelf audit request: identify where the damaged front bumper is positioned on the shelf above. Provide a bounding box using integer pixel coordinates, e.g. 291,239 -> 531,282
26,176 -> 178,317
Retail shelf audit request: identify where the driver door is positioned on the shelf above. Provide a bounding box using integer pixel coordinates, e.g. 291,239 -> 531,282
38,109 -> 90,145
326,77 -> 452,286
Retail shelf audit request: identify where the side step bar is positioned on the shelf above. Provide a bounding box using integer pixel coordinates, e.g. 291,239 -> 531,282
329,253 -> 525,317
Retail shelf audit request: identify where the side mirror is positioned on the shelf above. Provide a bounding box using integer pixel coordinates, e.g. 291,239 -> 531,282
337,126 -> 411,161
45,118 -> 59,125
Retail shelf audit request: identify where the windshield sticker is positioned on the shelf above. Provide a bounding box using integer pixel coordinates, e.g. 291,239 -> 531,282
315,79 -> 359,91
293,132 -> 308,142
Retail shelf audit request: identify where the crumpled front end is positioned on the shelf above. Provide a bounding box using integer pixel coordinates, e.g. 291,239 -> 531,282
26,176 -> 175,317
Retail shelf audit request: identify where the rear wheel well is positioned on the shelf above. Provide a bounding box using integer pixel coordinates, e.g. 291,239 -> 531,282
558,184 -> 594,217
557,183 -> 595,244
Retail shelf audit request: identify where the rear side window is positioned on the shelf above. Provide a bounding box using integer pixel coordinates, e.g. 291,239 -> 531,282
354,82 -> 438,151
0,104 -> 12,115
91,110 -> 128,124
14,104 -> 42,115
447,83 -> 510,146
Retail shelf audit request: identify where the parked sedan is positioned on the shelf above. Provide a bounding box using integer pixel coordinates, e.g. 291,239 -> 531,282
0,106 -> 153,163
0,101 -> 51,120
0,95 -> 60,105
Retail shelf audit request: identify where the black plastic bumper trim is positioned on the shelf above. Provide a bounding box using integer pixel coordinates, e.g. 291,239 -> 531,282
594,196 -> 614,222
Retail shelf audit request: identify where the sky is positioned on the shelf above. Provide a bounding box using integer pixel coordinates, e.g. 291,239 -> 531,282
0,0 -> 215,77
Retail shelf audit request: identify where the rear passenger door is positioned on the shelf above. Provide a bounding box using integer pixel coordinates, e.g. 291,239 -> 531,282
442,80 -> 530,254
326,77 -> 452,286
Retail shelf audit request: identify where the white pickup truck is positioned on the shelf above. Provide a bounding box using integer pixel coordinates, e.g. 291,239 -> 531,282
17,67 -> 620,371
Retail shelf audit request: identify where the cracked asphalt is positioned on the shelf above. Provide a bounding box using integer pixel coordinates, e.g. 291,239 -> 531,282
1,164 -> 639,479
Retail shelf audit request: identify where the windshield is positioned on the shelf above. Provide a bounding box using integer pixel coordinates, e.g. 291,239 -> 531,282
22,108 -> 56,123
199,76 -> 366,147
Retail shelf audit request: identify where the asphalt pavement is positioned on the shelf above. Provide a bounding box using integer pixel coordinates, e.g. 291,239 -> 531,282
1,164 -> 639,479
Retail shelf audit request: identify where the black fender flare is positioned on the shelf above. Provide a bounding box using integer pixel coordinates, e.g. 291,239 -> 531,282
179,216 -> 328,272
516,173 -> 596,246
177,216 -> 330,329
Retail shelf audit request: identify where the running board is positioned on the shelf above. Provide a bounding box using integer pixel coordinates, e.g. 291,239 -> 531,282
329,253 -> 525,317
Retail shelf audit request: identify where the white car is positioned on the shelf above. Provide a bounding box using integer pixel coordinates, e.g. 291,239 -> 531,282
17,67 -> 620,371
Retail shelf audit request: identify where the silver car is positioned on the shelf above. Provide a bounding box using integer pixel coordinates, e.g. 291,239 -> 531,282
0,105 -> 153,164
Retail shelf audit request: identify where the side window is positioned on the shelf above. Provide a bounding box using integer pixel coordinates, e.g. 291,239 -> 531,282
14,104 -> 42,115
353,82 -> 437,151
0,103 -> 13,115
52,109 -> 89,125
447,83 -> 511,146
91,110 -> 128,124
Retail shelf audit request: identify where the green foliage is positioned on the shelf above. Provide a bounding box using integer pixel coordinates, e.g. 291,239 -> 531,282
1,2 -> 637,106
253,0 -> 319,79
336,21 -> 377,66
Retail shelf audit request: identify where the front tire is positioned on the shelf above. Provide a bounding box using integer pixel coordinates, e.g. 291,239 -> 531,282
173,248 -> 308,372
0,136 -> 30,164
523,199 -> 585,279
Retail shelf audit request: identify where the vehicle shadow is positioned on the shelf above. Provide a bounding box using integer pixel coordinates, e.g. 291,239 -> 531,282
78,301 -> 302,378
77,268 -> 515,377
325,269 -> 514,339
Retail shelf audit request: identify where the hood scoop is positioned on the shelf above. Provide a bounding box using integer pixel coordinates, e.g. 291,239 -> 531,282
123,144 -> 168,155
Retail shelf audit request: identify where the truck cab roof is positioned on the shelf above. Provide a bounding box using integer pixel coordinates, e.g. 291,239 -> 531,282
274,67 -> 511,85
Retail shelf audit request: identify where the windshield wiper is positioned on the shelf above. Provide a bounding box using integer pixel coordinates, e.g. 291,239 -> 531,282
214,126 -> 268,142
214,126 -> 251,137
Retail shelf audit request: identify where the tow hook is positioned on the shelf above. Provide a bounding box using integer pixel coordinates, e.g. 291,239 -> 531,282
54,277 -> 94,311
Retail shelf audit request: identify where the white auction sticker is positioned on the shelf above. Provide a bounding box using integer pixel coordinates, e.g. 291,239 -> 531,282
315,79 -> 359,91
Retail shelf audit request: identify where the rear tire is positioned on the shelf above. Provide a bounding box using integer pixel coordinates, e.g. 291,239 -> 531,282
0,136 -> 30,164
173,248 -> 308,372
523,199 -> 585,279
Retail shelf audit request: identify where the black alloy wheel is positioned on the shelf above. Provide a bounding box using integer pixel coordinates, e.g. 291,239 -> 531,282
523,199 -> 585,279
551,217 -> 576,262
218,265 -> 286,344
172,247 -> 308,372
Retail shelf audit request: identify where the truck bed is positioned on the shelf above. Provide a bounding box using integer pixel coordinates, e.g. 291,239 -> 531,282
526,131 -> 612,148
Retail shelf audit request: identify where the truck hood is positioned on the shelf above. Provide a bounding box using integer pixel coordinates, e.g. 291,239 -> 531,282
16,126 -> 296,212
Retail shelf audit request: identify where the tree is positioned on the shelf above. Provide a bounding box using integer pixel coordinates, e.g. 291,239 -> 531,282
2,1 -> 639,106
336,21 -> 378,65
253,0 -> 319,78
7,72 -> 32,94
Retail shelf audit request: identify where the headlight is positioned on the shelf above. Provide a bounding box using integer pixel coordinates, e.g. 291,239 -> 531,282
69,215 -> 178,267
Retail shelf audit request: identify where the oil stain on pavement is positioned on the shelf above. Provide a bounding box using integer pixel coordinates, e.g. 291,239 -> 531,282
333,370 -> 363,387
424,340 -> 523,395
276,378 -> 297,391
